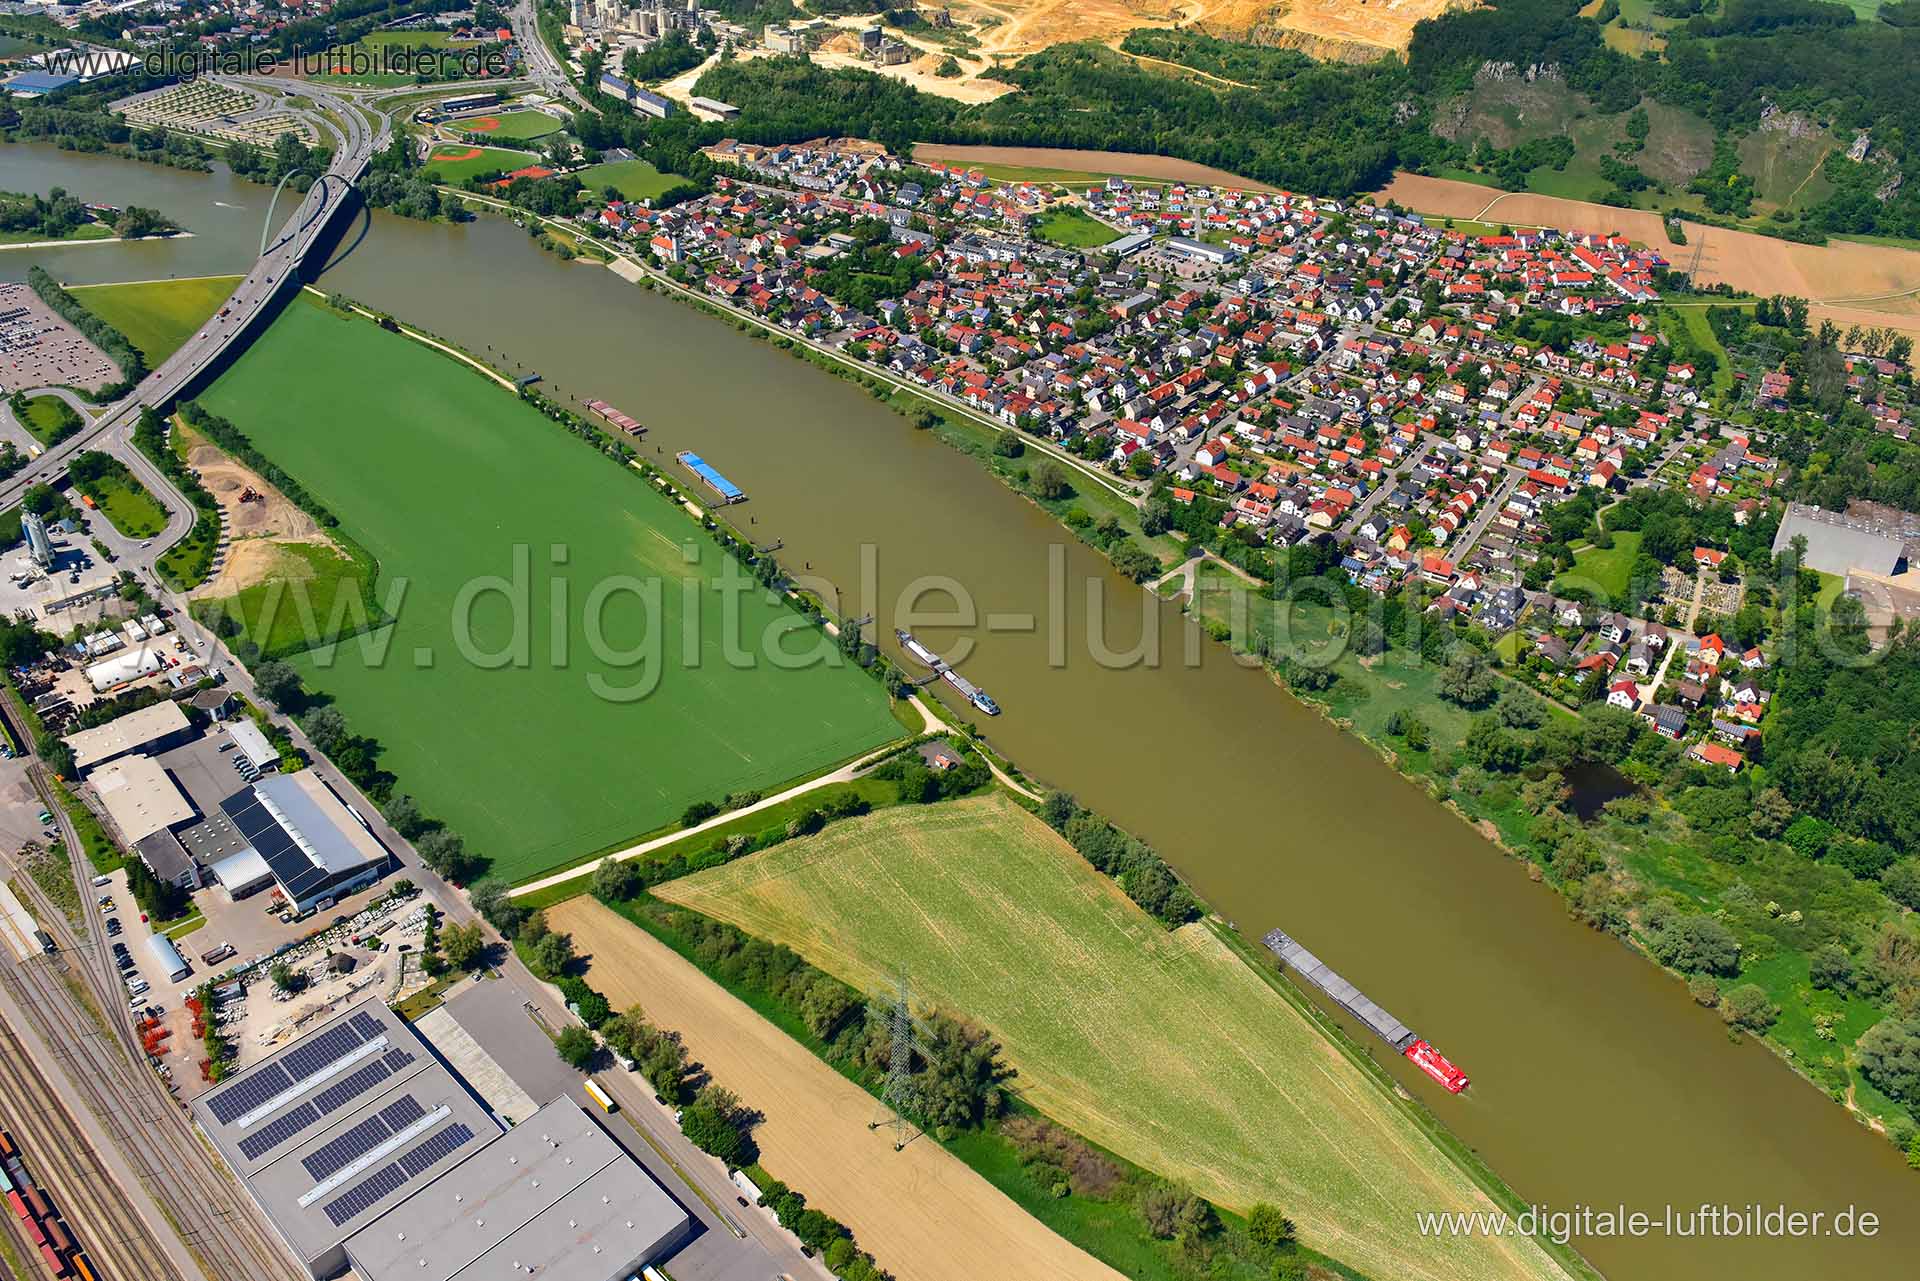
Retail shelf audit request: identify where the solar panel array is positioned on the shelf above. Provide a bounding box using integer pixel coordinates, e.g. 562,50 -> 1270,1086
206,1060 -> 296,1125
304,1114 -> 400,1183
321,1123 -> 476,1228
207,1015 -> 393,1125
377,1096 -> 424,1131
239,1101 -> 320,1161
233,1048 -> 419,1163
322,1163 -> 406,1228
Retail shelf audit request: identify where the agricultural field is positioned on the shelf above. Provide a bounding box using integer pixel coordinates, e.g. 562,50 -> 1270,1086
913,144 -> 1272,192
195,299 -> 901,881
422,145 -> 539,183
70,276 -> 239,366
452,109 -> 564,141
550,895 -> 1128,1281
574,158 -> 685,202
655,794 -> 1568,1281
1031,207 -> 1116,249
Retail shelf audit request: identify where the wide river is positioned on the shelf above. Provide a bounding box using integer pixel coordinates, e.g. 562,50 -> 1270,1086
8,143 -> 1917,1280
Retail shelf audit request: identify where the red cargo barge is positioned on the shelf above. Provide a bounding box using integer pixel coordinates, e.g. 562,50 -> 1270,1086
1263,929 -> 1470,1094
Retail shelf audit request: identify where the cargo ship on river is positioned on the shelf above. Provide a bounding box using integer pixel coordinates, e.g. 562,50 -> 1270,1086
895,629 -> 1001,716
1263,928 -> 1468,1093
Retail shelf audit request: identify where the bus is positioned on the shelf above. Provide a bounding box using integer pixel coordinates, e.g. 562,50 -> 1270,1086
582,1080 -> 615,1114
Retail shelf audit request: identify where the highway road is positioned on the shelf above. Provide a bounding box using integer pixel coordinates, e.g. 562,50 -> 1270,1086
0,81 -> 387,510
512,0 -> 595,112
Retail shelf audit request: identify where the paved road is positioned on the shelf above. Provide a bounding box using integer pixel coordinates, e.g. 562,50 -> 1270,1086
0,81 -> 386,510
512,0 -> 595,112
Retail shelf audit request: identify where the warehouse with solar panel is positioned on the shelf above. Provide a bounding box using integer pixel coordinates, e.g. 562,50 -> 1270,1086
191,999 -> 690,1280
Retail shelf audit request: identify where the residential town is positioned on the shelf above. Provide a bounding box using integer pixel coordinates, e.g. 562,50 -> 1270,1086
564,137 -> 1917,781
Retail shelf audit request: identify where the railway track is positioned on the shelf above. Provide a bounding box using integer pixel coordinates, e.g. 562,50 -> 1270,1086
0,1003 -> 178,1281
1,885 -> 298,1281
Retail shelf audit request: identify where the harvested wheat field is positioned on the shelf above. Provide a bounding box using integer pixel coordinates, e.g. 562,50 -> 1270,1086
1379,172 -> 1920,333
914,142 -> 1276,190
654,794 -> 1569,1281
547,896 -> 1125,1281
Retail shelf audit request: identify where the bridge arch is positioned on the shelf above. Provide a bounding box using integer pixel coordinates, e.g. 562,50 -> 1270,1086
259,168 -> 315,258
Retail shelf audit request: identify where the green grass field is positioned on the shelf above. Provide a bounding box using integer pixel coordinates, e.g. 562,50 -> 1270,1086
71,276 -> 239,366
199,540 -> 376,658
459,109 -> 563,141
657,793 -> 1568,1281
195,300 -> 900,881
15,394 -> 80,446
1661,306 -> 1735,400
1554,530 -> 1644,603
422,145 -> 540,183
75,462 -> 167,538
574,158 -> 685,202
1031,207 -> 1116,249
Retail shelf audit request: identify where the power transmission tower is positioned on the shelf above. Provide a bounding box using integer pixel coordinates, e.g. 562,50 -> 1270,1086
868,970 -> 929,1151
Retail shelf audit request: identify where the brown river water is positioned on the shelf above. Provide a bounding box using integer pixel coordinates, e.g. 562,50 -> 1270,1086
7,142 -> 1916,1280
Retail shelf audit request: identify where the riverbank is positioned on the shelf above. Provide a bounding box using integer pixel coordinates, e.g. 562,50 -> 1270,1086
0,231 -> 193,252
13,135 -> 1912,1278
446,187 -> 1920,1161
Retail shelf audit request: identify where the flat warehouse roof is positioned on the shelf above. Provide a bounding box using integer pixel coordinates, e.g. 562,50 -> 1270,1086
91,755 -> 195,843
194,1000 -> 500,1270
344,1098 -> 689,1281
64,700 -> 190,771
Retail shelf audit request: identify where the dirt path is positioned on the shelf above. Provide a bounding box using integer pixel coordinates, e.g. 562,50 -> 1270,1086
549,898 -> 1126,1281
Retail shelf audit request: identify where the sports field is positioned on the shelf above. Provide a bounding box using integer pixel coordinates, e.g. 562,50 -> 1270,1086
457,110 -> 563,141
422,145 -> 538,183
1032,207 -> 1115,249
574,158 -> 685,202
71,276 -> 239,366
656,794 -> 1568,1281
196,300 -> 901,881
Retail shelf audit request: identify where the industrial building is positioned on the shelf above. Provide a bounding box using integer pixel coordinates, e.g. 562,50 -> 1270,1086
1164,235 -> 1239,266
227,718 -> 282,773
193,1001 -> 504,1279
196,1002 -> 691,1281
90,754 -> 196,846
63,700 -> 194,773
211,774 -> 388,915
342,1097 -> 691,1281
687,95 -> 738,122
22,510 -> 53,569
1773,503 -> 1907,578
